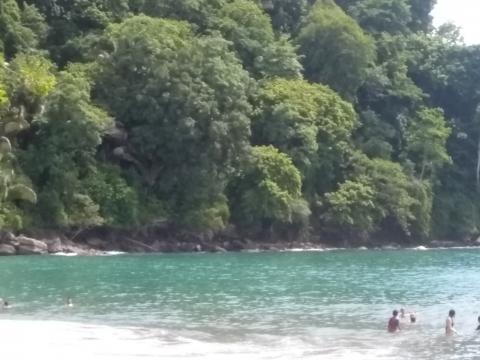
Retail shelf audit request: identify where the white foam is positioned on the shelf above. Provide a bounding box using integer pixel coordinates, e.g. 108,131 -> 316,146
285,248 -> 325,253
0,320 -> 396,360
101,251 -> 126,256
51,252 -> 78,257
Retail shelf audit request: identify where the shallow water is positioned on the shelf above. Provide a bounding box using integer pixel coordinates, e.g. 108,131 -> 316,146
1,250 -> 480,359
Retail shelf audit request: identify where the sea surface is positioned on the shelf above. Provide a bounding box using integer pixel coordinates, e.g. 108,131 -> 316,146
1,249 -> 480,359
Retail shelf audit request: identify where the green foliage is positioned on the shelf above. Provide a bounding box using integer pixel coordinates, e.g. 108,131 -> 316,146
254,78 -> 357,197
409,0 -> 436,32
254,0 -> 309,33
297,0 -> 376,98
84,164 -> 139,226
139,0 -> 226,31
21,67 -> 112,228
229,145 -> 308,232
349,0 -> 412,35
0,0 -> 470,244
355,110 -> 396,159
323,179 -> 377,236
9,53 -> 56,98
350,152 -> 422,235
0,0 -> 44,58
181,195 -> 230,232
0,135 -> 36,230
406,107 -> 451,178
97,16 -> 252,231
216,0 -> 301,79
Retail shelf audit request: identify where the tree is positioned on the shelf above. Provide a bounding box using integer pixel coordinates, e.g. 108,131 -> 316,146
409,0 -> 436,32
0,53 -> 45,230
84,163 -> 139,226
355,110 -> 396,159
253,78 -> 358,196
323,179 -> 377,237
296,0 -> 375,98
21,67 -> 112,227
406,107 -> 451,179
229,145 -> 309,233
254,0 -> 309,33
349,0 -> 412,35
0,0 -> 45,58
349,152 -> 423,236
26,0 -> 131,66
139,0 -> 225,31
96,16 -> 253,231
335,0 -> 436,33
215,0 -> 301,79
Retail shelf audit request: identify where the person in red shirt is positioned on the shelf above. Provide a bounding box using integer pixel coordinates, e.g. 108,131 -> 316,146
388,310 -> 401,333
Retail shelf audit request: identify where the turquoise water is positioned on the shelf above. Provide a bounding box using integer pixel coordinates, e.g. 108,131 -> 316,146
1,249 -> 480,359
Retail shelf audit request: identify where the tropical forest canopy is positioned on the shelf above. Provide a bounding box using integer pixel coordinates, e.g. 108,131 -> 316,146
0,0 -> 478,243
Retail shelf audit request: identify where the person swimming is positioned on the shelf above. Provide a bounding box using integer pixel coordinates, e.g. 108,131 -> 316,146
400,308 -> 416,323
476,316 -> 480,331
3,300 -> 9,309
388,310 -> 401,333
446,309 -> 457,336
66,297 -> 73,307
410,312 -> 417,323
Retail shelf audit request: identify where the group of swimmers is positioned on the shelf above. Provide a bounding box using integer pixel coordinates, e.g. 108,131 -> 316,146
387,308 -> 416,332
388,308 -> 480,335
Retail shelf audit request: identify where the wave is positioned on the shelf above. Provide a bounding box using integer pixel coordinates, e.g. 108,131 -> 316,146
0,319 -> 396,360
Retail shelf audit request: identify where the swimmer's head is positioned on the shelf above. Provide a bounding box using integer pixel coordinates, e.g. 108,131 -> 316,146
449,309 -> 455,318
410,313 -> 416,323
393,310 -> 399,317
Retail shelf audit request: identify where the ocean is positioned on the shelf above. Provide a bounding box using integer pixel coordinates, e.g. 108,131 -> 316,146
1,249 -> 480,359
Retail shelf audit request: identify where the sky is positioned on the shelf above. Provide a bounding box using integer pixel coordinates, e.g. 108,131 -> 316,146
432,0 -> 480,44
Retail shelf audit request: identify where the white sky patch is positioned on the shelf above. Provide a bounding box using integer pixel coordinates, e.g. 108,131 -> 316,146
432,0 -> 480,44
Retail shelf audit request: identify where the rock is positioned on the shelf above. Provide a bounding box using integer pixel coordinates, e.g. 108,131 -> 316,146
430,240 -> 457,248
0,244 -> 16,255
151,240 -> 163,252
195,244 -> 202,252
86,237 -> 105,249
0,231 -> 15,244
475,237 -> 480,245
44,237 -> 62,253
178,242 -> 196,252
15,236 -> 48,255
224,239 -> 245,251
213,246 -> 227,253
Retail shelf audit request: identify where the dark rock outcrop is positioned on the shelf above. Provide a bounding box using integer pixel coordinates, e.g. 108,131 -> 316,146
0,244 -> 16,255
14,236 -> 48,255
44,237 -> 62,253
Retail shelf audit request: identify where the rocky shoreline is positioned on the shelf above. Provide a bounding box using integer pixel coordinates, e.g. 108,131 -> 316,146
0,229 -> 479,256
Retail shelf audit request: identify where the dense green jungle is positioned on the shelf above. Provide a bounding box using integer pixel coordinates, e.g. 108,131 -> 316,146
0,0 -> 477,245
